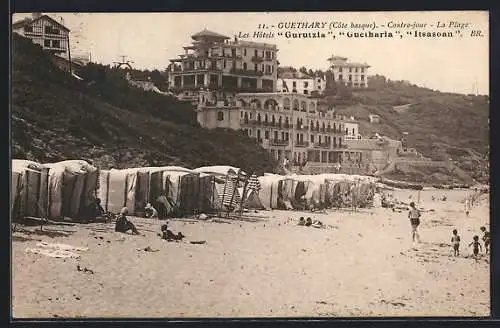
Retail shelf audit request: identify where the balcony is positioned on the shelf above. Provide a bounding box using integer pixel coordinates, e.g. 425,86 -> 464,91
313,142 -> 327,149
295,141 -> 309,148
251,55 -> 264,63
241,120 -> 257,126
229,68 -> 263,77
296,125 -> 309,131
270,139 -> 289,146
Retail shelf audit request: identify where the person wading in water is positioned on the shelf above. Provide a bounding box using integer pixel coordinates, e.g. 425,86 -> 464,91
408,202 -> 422,243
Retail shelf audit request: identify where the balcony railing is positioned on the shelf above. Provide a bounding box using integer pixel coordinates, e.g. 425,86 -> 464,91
296,125 -> 309,131
295,141 -> 309,147
229,68 -> 263,76
313,142 -> 331,149
270,139 -> 289,146
251,55 -> 264,63
241,120 -> 257,126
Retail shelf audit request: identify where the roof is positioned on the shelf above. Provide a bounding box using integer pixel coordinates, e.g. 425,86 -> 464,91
279,71 -> 313,79
327,55 -> 348,61
12,14 -> 70,32
330,62 -> 370,68
191,29 -> 229,40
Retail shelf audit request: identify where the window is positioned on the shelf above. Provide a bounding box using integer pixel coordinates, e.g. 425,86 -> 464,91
311,135 -> 315,142
254,49 -> 258,56
52,40 -> 60,48
44,39 -> 51,47
45,26 -> 59,34
339,67 -> 343,73
338,74 -> 343,80
349,75 -> 352,81
292,81 -> 297,87
361,75 -> 365,81
240,111 -> 243,118
244,48 -> 247,56
304,81 -> 309,88
223,59 -> 226,68
265,130 -> 270,139
349,68 -> 352,73
217,111 -> 224,121
249,130 -> 252,136
25,26 -> 33,32
318,86 -> 321,89
254,64 -> 258,71
243,62 -> 247,70
355,67 -> 359,73
361,68 -> 364,73
304,90 -> 309,95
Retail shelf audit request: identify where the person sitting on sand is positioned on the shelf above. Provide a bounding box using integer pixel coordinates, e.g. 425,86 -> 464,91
115,207 -> 140,235
451,229 -> 461,256
408,202 -> 422,243
145,203 -> 158,219
79,198 -> 106,223
480,226 -> 490,254
469,235 -> 482,258
158,223 -> 185,242
441,195 -> 447,201
305,217 -> 313,227
431,195 -> 436,201
312,220 -> 324,228
297,217 -> 306,226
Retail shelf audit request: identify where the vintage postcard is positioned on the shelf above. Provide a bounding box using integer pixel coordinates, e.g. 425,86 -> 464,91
11,11 -> 489,318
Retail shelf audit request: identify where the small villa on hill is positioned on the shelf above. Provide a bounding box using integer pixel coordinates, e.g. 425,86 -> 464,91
12,13 -> 70,57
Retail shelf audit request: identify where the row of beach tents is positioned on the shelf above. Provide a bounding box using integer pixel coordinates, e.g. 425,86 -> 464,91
11,159 -> 380,222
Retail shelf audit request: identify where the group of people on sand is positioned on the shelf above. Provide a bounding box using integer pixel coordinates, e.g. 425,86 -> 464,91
451,226 -> 490,258
407,201 -> 490,259
297,217 -> 324,228
113,207 -> 186,242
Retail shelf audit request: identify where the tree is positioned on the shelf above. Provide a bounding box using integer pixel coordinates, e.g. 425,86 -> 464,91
149,69 -> 167,90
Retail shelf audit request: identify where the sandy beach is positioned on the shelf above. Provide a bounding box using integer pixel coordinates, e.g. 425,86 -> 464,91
12,189 -> 490,318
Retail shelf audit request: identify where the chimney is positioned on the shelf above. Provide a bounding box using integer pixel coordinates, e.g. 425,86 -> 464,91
32,13 -> 42,19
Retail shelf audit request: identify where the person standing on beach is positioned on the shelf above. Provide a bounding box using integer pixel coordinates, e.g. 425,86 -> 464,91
451,229 -> 461,256
480,226 -> 490,255
408,202 -> 421,243
469,235 -> 482,259
464,198 -> 471,217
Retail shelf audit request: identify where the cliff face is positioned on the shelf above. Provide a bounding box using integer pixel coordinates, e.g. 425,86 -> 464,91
11,34 -> 277,175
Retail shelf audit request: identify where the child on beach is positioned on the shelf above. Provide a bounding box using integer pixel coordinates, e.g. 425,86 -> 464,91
469,236 -> 482,258
480,226 -> 490,254
451,229 -> 461,256
408,202 -> 421,243
297,217 -> 305,226
464,199 -> 470,217
305,217 -> 313,227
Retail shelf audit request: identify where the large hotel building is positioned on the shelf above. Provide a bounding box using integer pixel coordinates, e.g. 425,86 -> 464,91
168,30 -> 367,174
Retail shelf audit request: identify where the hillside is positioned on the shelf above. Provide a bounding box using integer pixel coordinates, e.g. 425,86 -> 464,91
11,34 -> 277,175
330,75 -> 489,184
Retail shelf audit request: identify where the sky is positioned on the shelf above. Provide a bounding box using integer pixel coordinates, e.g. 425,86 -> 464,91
12,11 -> 489,95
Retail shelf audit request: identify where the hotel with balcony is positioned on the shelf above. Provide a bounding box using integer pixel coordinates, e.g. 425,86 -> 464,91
167,29 -> 278,103
197,91 -> 364,173
327,55 -> 370,88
